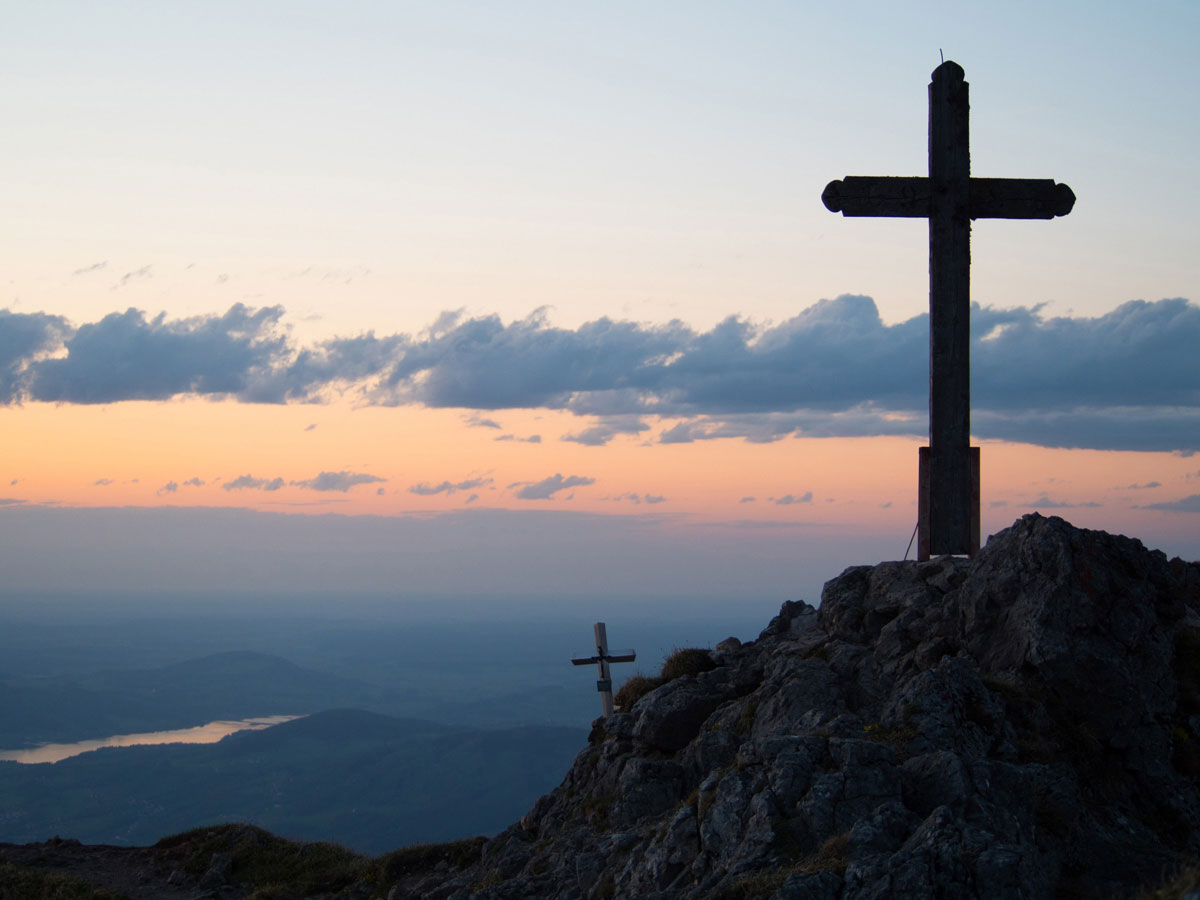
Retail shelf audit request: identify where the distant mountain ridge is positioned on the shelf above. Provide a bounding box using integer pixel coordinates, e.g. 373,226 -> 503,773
0,708 -> 586,854
0,650 -> 408,748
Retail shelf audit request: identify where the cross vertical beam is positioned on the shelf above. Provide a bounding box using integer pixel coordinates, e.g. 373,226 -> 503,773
927,62 -> 972,554
595,622 -> 613,717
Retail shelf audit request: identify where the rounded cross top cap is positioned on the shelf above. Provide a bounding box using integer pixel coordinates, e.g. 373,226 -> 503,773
821,180 -> 844,213
931,60 -> 965,83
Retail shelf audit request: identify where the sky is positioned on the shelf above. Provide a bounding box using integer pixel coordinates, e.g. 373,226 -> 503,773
1,1 -> 1197,608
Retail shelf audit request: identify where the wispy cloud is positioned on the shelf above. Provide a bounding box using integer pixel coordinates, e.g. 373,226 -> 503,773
494,434 -> 542,443
223,474 -> 285,492
511,473 -> 595,500
1021,493 -> 1102,509
157,481 -> 178,495
409,477 -> 492,496
114,265 -> 153,288
608,492 -> 667,505
771,492 -> 813,506
1138,494 -> 1200,513
466,415 -> 502,429
291,471 -> 386,492
562,416 -> 649,447
72,261 -> 107,276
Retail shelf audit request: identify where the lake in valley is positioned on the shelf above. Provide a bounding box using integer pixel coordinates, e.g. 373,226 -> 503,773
0,715 -> 303,764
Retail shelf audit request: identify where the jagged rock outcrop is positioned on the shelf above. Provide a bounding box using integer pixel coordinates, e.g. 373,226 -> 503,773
392,515 -> 1200,900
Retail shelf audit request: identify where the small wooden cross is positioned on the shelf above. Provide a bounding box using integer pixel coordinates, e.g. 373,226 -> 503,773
822,60 -> 1074,558
571,622 -> 636,718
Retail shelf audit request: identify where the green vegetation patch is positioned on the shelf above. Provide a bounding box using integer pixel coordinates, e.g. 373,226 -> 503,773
373,837 -> 485,883
1137,862 -> 1200,900
470,869 -> 503,892
594,873 -> 616,900
796,831 -> 851,876
709,868 -> 791,900
614,647 -> 719,713
709,832 -> 851,900
800,642 -> 830,662
155,824 -> 488,897
734,701 -> 759,736
660,647 -> 718,681
698,786 -> 719,822
863,722 -> 918,757
0,861 -> 126,900
982,674 -> 1040,713
580,793 -> 616,830
614,673 -> 665,711
156,824 -> 368,897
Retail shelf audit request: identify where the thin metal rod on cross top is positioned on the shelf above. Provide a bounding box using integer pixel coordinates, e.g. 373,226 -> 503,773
822,61 -> 1074,558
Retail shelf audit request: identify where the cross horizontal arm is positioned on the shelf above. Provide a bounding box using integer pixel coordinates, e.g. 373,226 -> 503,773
822,177 -> 930,217
822,176 -> 1075,219
571,650 -> 636,665
970,179 -> 1076,218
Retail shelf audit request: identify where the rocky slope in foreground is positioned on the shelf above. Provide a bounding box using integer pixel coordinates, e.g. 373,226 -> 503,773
396,514 -> 1200,900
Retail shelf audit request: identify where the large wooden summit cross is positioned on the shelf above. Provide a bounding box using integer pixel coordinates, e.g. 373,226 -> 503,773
822,61 -> 1074,559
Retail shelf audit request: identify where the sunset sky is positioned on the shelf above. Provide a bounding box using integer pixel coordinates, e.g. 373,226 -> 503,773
2,1 -> 1197,607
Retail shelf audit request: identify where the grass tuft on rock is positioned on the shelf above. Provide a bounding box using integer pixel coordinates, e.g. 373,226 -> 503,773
614,673 -> 665,711
156,824 -> 366,897
614,646 -> 718,713
1137,862 -> 1200,900
154,823 -> 486,898
660,647 -> 718,681
797,831 -> 851,876
373,837 -> 486,883
0,861 -> 125,900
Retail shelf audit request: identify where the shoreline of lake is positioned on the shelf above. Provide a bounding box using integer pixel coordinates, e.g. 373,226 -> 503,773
0,715 -> 305,765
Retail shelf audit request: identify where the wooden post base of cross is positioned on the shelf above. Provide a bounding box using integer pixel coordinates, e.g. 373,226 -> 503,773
917,446 -> 980,560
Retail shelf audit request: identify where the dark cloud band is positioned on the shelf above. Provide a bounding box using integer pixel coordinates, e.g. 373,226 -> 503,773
1,296 -> 1197,452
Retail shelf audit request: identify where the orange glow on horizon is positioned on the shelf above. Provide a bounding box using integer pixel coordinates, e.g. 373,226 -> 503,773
4,397 -> 1197,562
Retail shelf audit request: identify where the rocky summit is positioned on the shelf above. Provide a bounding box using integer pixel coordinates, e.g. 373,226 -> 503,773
393,514 -> 1200,900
